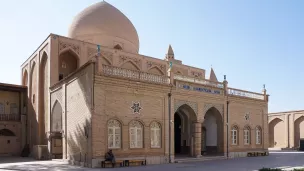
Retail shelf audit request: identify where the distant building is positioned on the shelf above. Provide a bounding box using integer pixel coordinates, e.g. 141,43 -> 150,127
268,110 -> 304,149
0,83 -> 27,156
20,1 -> 269,168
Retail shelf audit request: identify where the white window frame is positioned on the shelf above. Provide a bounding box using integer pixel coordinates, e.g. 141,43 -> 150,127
107,120 -> 121,149
231,127 -> 238,145
10,103 -> 18,115
0,103 -> 4,114
256,127 -> 262,145
244,128 -> 250,145
150,122 -> 161,148
129,121 -> 143,148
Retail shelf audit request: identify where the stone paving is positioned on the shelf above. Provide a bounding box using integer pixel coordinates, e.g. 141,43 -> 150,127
0,152 -> 304,171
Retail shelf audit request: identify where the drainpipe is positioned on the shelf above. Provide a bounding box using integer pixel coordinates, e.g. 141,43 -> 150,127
168,92 -> 172,163
226,100 -> 229,159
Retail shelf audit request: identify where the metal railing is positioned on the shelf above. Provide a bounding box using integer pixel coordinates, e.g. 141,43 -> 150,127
0,114 -> 20,121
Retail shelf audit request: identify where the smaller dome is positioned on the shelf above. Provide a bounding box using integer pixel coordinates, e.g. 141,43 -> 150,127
68,1 -> 140,53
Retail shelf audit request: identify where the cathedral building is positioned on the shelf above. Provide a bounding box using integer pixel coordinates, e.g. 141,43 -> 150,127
20,1 -> 269,168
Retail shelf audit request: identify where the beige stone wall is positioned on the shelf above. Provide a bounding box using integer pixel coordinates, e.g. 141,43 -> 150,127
268,110 -> 304,149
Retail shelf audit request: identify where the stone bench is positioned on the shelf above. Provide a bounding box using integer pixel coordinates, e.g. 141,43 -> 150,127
247,152 -> 269,157
124,159 -> 146,167
101,160 -> 124,168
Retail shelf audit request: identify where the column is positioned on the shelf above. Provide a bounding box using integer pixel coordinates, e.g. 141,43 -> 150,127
285,114 -> 289,148
62,83 -> 67,159
289,113 -> 295,148
193,122 -> 202,157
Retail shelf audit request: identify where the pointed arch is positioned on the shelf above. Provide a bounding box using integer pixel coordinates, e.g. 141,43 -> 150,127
114,44 -> 123,50
58,49 -> 79,80
120,60 -> 140,71
148,66 -> 164,76
51,100 -> 62,132
294,116 -> 304,147
30,61 -> 37,105
39,51 -> 48,145
0,129 -> 16,136
175,71 -> 182,75
22,69 -> 28,86
203,106 -> 224,153
269,118 -> 284,147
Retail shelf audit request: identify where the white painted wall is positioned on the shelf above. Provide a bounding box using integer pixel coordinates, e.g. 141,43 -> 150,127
205,114 -> 217,146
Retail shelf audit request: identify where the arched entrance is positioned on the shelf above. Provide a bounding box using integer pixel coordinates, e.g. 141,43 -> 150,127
269,118 -> 284,148
202,107 -> 223,155
294,116 -> 304,147
174,104 -> 197,157
50,101 -> 63,159
39,52 -> 48,145
58,50 -> 79,81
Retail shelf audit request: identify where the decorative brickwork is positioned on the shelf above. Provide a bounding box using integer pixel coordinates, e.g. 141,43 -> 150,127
203,103 -> 224,117
174,99 -> 198,116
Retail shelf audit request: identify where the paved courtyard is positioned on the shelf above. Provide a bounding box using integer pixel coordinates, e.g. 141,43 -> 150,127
0,152 -> 304,171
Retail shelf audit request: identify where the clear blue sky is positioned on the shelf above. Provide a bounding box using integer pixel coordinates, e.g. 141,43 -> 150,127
0,0 -> 303,113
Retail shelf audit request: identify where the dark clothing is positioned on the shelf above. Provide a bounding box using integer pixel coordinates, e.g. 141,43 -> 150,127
105,151 -> 116,164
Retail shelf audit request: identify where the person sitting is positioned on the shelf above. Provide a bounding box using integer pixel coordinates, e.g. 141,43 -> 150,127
105,149 -> 116,167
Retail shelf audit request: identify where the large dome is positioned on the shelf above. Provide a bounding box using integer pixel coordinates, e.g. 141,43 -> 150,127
68,1 -> 140,54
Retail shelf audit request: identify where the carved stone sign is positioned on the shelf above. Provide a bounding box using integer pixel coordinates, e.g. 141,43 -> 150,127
245,113 -> 250,121
131,102 -> 142,114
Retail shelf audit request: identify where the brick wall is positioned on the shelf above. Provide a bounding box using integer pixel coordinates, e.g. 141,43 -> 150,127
66,63 -> 93,165
92,75 -> 169,161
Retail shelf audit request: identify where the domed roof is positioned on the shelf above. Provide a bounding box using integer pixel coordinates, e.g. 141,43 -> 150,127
68,1 -> 140,53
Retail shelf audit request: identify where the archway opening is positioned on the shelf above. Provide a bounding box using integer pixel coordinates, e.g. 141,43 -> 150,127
39,53 -> 48,145
22,70 -> 28,86
58,50 -> 78,81
294,116 -> 304,148
51,101 -> 63,159
202,107 -> 223,155
269,118 -> 284,148
174,114 -> 182,154
174,104 -> 197,157
29,62 -> 38,147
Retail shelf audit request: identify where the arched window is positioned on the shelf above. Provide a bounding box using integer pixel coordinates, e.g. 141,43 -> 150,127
231,125 -> 238,145
0,129 -> 15,136
107,119 -> 121,149
244,126 -> 251,145
10,103 -> 18,115
0,103 -> 4,114
150,122 -> 161,148
129,120 -> 143,148
256,126 -> 262,145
